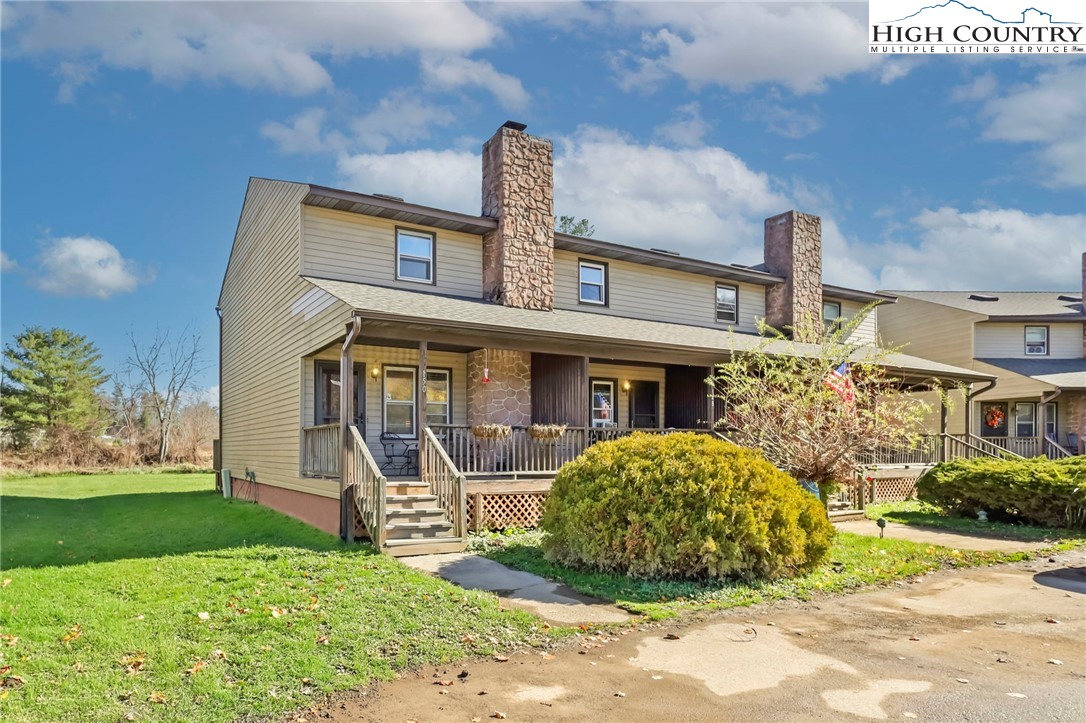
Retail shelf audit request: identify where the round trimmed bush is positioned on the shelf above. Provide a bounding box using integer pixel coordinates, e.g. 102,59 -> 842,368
541,432 -> 834,580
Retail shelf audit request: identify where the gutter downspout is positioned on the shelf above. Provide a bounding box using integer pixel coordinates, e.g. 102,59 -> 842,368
215,306 -> 224,493
340,317 -> 362,542
964,379 -> 997,439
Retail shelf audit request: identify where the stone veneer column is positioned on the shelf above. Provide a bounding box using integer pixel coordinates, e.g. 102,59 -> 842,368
467,349 -> 532,426
481,123 -> 555,311
763,210 -> 823,343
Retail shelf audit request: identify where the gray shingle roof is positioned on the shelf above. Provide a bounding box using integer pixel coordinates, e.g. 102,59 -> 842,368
881,290 -> 1084,318
305,276 -> 993,382
976,358 -> 1086,390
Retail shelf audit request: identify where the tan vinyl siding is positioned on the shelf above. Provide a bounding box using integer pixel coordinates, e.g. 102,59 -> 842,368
301,206 -> 482,297
974,322 -> 1083,359
587,362 -> 666,429
220,179 -> 353,499
835,299 -> 877,344
876,297 -> 981,367
554,249 -> 766,334
304,345 -> 468,461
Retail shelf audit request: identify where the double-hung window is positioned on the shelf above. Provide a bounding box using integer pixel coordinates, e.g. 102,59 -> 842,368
425,370 -> 451,426
383,367 -> 417,437
1044,402 -> 1058,440
715,284 -> 738,324
578,261 -> 607,305
590,380 -> 616,428
1024,326 -> 1048,356
823,301 -> 842,331
396,229 -> 435,283
1015,402 -> 1036,438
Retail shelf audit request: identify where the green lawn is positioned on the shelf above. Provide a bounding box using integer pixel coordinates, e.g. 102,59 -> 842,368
470,529 -> 1037,620
865,500 -> 1086,545
0,474 -> 549,722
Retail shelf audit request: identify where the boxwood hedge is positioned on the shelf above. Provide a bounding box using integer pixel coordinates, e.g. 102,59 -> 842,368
540,432 -> 834,580
916,456 -> 1086,528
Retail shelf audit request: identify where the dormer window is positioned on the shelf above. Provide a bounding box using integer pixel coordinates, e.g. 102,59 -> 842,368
578,260 -> 608,305
1025,326 -> 1048,356
396,228 -> 435,283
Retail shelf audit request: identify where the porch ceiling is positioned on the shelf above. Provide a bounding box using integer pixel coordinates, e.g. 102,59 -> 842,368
304,276 -> 995,385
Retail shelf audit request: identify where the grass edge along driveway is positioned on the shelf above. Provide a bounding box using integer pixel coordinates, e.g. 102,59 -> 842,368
0,473 -> 551,723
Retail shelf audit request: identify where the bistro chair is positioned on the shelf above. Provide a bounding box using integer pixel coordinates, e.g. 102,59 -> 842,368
380,432 -> 419,476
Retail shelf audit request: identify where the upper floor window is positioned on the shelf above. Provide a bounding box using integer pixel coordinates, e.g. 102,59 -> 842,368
1024,326 -> 1048,355
715,284 -> 737,324
579,260 -> 608,305
396,228 -> 434,283
823,301 -> 842,331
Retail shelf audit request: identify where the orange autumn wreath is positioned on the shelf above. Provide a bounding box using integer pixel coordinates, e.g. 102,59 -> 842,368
984,407 -> 1006,428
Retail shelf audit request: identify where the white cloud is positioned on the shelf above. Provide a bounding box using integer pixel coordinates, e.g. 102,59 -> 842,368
420,56 -> 530,111
654,102 -> 711,147
975,64 -> 1086,188
53,60 -> 96,103
0,251 -> 16,272
350,91 -> 457,152
261,108 -> 346,155
5,2 -> 498,97
31,236 -> 148,299
617,3 -> 887,94
873,207 -> 1085,290
336,149 -> 481,214
745,93 -> 823,139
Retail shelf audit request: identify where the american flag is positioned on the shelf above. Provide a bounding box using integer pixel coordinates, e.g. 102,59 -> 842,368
596,392 -> 611,420
824,361 -> 855,403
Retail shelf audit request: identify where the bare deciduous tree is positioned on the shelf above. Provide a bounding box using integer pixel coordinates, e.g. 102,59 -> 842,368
172,400 -> 218,463
126,328 -> 206,463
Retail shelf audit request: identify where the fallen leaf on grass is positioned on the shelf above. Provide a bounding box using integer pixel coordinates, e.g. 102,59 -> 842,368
185,661 -> 207,676
2,579 -> 10,588
1,674 -> 25,688
120,654 -> 146,676
0,635 -> 17,647
148,691 -> 168,705
213,649 -> 227,660
197,612 -> 210,621
61,624 -> 82,644
316,636 -> 329,645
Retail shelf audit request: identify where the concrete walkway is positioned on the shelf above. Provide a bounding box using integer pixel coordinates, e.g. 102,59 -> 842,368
834,518 -> 1052,552
400,552 -> 630,625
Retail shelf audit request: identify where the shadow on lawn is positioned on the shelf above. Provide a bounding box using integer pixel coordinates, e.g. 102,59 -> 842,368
1,491 -> 371,570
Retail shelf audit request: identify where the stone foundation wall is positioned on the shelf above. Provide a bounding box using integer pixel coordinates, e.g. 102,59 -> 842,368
764,210 -> 823,343
467,349 -> 532,426
481,125 -> 555,311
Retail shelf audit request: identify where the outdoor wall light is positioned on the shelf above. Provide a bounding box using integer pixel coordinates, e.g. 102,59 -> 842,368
622,380 -> 631,393
370,366 -> 380,379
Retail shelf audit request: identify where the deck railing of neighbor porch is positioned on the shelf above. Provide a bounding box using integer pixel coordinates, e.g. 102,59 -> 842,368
857,434 -> 942,466
422,427 -> 468,537
960,434 -> 1027,459
349,426 -> 387,546
1043,437 -> 1074,459
301,423 -> 340,477
429,425 -> 710,479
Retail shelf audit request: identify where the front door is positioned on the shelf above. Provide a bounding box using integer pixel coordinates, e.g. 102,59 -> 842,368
316,361 -> 365,434
979,402 -> 1008,439
629,381 -> 660,429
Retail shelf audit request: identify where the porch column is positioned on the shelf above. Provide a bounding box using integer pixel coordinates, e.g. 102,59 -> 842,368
418,340 -> 428,480
963,383 -> 973,438
705,366 -> 715,430
340,318 -> 361,541
939,397 -> 949,462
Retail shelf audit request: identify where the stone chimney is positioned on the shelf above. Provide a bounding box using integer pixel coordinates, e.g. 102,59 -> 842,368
763,210 -> 823,343
481,121 -> 554,311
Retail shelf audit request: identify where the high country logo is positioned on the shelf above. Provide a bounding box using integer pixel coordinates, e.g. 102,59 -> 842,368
869,0 -> 1084,53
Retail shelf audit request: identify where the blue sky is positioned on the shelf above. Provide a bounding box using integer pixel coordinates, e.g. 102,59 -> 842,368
2,1 -> 1084,398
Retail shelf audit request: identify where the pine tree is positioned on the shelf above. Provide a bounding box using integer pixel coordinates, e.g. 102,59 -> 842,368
1,327 -> 109,449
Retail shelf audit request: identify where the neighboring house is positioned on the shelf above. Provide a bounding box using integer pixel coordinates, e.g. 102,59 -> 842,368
878,287 -> 1086,457
218,121 -> 990,554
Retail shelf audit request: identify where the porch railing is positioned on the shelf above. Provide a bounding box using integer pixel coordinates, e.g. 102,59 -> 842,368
942,433 -> 1004,461
422,427 -> 467,537
962,434 -> 1026,459
858,434 -> 942,466
429,425 -> 711,479
301,424 -> 340,477
349,426 -> 387,547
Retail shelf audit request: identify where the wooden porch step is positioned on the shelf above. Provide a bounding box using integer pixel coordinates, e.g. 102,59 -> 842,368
383,537 -> 467,557
385,520 -> 455,540
385,493 -> 440,511
386,508 -> 448,524
386,482 -> 428,495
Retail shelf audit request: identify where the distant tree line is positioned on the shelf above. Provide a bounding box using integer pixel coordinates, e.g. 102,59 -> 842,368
1,326 -> 216,468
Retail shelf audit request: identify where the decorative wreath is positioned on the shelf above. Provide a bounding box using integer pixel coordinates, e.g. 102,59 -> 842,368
984,407 -> 1006,429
